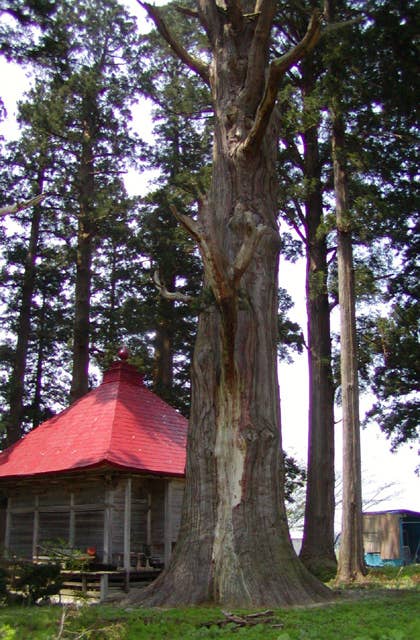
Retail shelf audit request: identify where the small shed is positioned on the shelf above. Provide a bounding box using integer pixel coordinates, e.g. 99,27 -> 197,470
363,510 -> 420,567
0,353 -> 187,595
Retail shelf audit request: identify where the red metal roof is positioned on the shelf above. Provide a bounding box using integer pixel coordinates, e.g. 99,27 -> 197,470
0,360 -> 187,479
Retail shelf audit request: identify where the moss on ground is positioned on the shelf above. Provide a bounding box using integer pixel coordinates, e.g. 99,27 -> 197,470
0,566 -> 418,639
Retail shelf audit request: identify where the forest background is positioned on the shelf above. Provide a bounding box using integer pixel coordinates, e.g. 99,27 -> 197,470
0,0 -> 418,538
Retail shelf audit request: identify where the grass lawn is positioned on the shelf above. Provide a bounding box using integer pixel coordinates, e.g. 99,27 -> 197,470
0,567 -> 419,639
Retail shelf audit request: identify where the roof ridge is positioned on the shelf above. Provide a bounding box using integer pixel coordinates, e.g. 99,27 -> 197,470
105,374 -> 124,460
0,360 -> 187,479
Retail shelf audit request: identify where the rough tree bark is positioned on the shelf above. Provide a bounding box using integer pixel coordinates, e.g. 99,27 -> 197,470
70,96 -> 96,403
299,55 -> 337,577
326,0 -> 366,582
6,170 -> 45,446
332,109 -> 366,582
131,1 -> 332,607
31,294 -> 47,429
153,273 -> 175,401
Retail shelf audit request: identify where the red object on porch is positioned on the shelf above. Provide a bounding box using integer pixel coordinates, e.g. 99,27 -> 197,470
0,359 -> 187,478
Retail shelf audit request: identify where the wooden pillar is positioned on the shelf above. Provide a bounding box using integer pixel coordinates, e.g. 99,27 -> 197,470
123,478 -> 131,571
103,486 -> 113,564
32,495 -> 39,559
164,480 -> 173,567
100,574 -> 109,601
4,497 -> 11,556
147,490 -> 152,549
69,493 -> 75,547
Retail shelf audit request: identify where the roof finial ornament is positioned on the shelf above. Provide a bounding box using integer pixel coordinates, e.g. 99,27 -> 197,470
118,345 -> 130,361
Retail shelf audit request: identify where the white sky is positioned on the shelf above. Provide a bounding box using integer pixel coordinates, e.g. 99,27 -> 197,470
1,1 -> 418,515
279,258 -> 419,514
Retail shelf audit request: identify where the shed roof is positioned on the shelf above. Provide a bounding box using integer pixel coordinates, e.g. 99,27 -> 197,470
364,510 -> 420,519
0,359 -> 187,479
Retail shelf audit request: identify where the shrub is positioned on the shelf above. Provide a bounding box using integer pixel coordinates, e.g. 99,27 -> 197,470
0,567 -> 8,602
8,561 -> 63,604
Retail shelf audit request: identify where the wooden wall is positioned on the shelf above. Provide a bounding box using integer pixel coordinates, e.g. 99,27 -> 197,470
2,473 -> 185,567
363,513 -> 401,560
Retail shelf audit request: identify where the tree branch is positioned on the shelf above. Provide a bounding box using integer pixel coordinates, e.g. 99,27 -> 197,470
281,202 -> 307,245
240,1 -> 276,113
320,16 -> 364,39
279,134 -> 305,172
138,1 -> 210,85
174,4 -> 200,19
0,193 -> 46,218
169,204 -> 203,245
327,246 -> 337,266
153,270 -> 193,303
170,203 -> 232,303
242,9 -> 321,153
196,0 -> 223,45
290,200 -> 308,243
225,0 -> 245,32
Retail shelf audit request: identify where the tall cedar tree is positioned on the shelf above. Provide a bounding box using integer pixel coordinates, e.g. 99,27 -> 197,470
25,0 -> 142,401
131,1 -> 331,607
274,4 -> 336,576
299,52 -> 336,576
136,17 -> 210,411
0,93 -> 76,442
0,96 -> 74,443
4,169 -> 45,445
325,0 -> 366,582
271,2 -> 337,575
349,0 -> 419,451
0,0 -> 55,59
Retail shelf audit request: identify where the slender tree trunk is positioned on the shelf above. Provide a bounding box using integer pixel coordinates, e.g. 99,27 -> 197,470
325,0 -> 366,583
70,103 -> 95,403
153,275 -> 175,403
299,58 -> 337,577
106,244 -> 118,345
32,294 -> 47,429
332,109 -> 366,581
70,215 -> 93,402
152,115 -> 180,402
6,170 -> 45,445
133,1 -> 330,607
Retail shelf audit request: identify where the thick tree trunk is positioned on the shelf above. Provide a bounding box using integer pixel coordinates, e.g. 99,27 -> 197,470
133,2 -> 331,607
6,171 -> 44,445
299,58 -> 337,577
332,111 -> 366,583
140,150 -> 329,607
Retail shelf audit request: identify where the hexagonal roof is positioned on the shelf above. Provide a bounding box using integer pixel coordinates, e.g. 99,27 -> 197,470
0,360 -> 187,479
